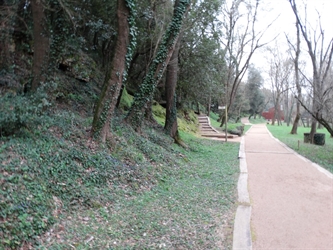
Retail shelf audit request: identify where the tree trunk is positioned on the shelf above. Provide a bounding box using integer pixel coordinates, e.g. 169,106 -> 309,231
309,80 -> 319,143
126,0 -> 190,131
126,0 -> 190,132
291,111 -> 300,133
290,20 -> 302,134
309,120 -> 317,143
207,94 -> 211,117
164,32 -> 181,140
91,0 -> 133,142
126,49 -> 175,131
0,2 -> 17,71
115,85 -> 125,108
196,101 -> 200,114
286,98 -> 294,126
272,93 -> 281,126
220,114 -> 226,127
144,101 -> 155,122
289,0 -> 333,142
272,104 -> 277,125
275,103 -> 282,126
31,0 -> 50,91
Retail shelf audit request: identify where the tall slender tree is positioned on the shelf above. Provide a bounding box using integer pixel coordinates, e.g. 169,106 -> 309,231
219,0 -> 269,127
126,0 -> 190,132
164,31 -> 182,142
31,0 -> 50,91
177,0 -> 224,113
287,19 -> 302,134
91,0 -> 136,142
0,1 -> 18,72
289,0 -> 333,141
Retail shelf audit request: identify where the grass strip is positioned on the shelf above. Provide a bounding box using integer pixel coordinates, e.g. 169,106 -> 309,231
267,123 -> 333,173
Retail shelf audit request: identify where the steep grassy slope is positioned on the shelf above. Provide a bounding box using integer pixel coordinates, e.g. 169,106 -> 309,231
0,85 -> 240,249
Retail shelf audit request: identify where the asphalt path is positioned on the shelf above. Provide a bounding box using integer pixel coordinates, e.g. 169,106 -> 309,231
245,123 -> 333,249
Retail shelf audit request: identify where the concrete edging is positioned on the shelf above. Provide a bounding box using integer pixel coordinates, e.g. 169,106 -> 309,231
232,136 -> 252,250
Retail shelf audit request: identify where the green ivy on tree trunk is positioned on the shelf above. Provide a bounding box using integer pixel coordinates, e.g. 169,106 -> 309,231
91,0 -> 137,142
126,0 -> 190,131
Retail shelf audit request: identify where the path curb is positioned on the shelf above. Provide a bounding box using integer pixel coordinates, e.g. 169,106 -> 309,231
232,136 -> 252,250
233,206 -> 252,249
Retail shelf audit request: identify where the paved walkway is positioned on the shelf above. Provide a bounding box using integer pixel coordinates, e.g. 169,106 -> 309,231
244,123 -> 333,249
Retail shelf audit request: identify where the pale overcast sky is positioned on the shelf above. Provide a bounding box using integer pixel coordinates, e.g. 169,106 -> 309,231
252,0 -> 333,80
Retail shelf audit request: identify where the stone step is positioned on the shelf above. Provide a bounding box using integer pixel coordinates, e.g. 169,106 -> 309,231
198,115 -> 239,140
201,133 -> 236,138
200,129 -> 217,132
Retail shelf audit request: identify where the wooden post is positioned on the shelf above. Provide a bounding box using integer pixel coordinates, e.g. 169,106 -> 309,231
225,105 -> 228,143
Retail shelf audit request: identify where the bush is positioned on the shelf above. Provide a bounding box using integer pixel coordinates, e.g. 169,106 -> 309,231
0,82 -> 56,136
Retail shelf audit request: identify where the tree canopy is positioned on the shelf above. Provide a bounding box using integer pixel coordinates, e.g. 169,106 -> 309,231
1,0 -> 332,139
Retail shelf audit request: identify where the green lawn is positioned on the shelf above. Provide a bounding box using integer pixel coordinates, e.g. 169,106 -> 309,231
266,123 -> 333,173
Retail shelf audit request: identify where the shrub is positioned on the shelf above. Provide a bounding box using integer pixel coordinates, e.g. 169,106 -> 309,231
0,82 -> 56,136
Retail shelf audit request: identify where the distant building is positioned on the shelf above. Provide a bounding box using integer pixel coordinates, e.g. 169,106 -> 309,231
262,107 -> 284,120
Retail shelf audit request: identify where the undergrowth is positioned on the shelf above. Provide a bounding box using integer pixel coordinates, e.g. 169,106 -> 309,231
152,102 -> 199,134
35,133 -> 239,249
0,90 -> 239,249
0,109 -> 165,248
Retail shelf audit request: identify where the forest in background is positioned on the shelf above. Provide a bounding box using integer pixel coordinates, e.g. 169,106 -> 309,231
1,0 -> 333,248
1,0 -> 333,144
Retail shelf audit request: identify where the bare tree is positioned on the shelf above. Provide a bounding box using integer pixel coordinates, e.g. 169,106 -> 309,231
268,47 -> 293,126
286,17 -> 302,134
289,0 -> 333,141
321,68 -> 333,134
218,0 -> 270,126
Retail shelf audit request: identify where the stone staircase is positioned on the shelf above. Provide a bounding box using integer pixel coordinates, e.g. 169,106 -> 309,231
198,115 -> 236,139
